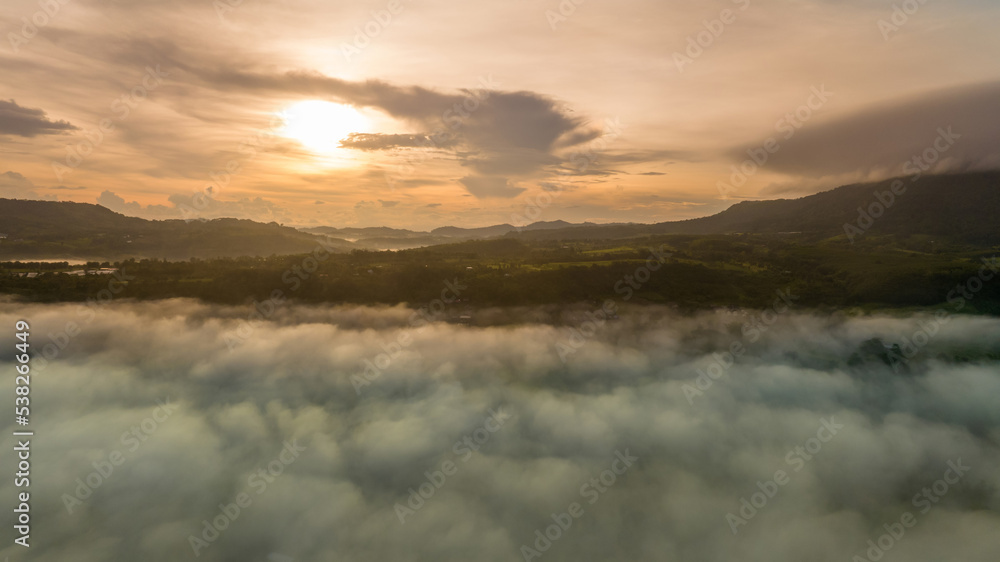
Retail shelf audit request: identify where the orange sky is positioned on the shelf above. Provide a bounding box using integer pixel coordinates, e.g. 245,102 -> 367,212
1,0 -> 999,229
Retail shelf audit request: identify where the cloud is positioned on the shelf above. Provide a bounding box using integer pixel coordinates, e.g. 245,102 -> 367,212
2,0 -> 999,228
96,190 -> 179,218
736,81 -> 1000,181
94,190 -> 291,222
0,171 -> 39,199
458,175 -> 526,199
0,170 -> 57,200
1,300 -> 998,561
165,193 -> 291,223
0,99 -> 78,137
184,66 -> 599,194
95,190 -> 129,209
340,133 -> 453,151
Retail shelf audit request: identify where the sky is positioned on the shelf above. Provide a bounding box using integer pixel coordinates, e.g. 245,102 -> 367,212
1,0 -> 999,230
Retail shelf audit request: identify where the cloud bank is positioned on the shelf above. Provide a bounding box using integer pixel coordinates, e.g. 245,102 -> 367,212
738,81 -> 1000,182
0,300 -> 997,561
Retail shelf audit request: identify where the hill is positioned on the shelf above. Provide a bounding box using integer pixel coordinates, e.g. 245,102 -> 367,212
300,220 -> 604,250
2,171 -> 997,260
0,199 -> 352,260
511,172 -> 1000,244
654,171 -> 1000,243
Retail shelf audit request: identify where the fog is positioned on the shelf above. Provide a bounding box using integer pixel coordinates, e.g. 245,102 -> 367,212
1,299 -> 998,561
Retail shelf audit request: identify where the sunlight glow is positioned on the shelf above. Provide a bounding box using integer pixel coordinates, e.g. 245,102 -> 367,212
278,100 -> 371,157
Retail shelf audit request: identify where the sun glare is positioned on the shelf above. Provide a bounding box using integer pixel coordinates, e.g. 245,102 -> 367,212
278,100 -> 370,157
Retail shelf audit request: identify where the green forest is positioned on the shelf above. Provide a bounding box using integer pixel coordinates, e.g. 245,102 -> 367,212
3,234 -> 999,314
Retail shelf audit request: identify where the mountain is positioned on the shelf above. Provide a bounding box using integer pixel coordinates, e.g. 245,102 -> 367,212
654,171 -> 1000,242
307,171 -> 998,249
301,226 -> 419,239
299,226 -> 442,250
0,199 -> 352,260
431,224 -> 518,238
3,171 -> 997,261
510,171 -> 1000,245
299,221 -> 603,250
0,198 -> 147,235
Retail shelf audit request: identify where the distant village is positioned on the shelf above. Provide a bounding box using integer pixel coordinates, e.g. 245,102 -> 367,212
11,267 -> 120,278
0,237 -> 122,278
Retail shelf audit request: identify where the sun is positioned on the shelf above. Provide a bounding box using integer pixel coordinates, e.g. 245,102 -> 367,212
278,100 -> 370,156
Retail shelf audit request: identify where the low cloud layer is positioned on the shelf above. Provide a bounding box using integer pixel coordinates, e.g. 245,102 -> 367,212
0,300 -> 997,561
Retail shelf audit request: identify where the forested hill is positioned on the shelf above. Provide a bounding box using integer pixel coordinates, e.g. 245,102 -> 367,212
657,171 -> 1000,242
2,171 -> 997,259
0,199 -> 351,260
511,171 -> 1000,244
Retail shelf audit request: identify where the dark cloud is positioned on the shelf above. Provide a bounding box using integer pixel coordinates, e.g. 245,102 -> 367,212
0,33 -> 670,207
600,150 -> 693,165
462,147 -> 562,178
0,99 -> 78,137
458,175 -> 526,198
736,81 -> 1000,180
340,133 -> 454,151
549,150 -> 688,180
183,65 -> 599,195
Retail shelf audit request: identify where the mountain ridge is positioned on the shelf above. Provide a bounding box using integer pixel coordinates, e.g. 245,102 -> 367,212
2,171 -> 997,259
0,198 -> 352,260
